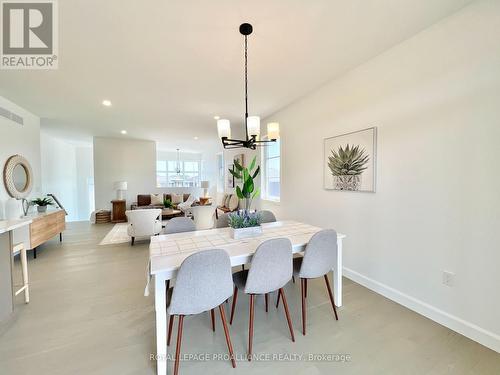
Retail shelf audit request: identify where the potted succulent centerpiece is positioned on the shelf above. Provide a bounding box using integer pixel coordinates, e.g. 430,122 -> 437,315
328,144 -> 369,191
32,197 -> 54,213
227,210 -> 263,240
228,156 -> 262,239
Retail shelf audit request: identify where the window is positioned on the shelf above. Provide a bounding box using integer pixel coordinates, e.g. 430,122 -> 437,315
263,139 -> 280,201
156,159 -> 201,187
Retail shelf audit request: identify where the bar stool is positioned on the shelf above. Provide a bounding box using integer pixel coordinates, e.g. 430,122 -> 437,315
13,243 -> 29,303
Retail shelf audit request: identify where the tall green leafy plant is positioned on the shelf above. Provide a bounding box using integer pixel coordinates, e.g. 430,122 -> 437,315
229,155 -> 260,212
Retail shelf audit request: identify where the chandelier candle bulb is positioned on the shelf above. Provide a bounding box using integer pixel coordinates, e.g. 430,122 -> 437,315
217,119 -> 231,139
247,116 -> 261,138
267,122 -> 280,140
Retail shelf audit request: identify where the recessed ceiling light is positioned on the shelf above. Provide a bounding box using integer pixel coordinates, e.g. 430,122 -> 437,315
102,99 -> 112,107
213,115 -> 220,120
194,136 -> 199,140
120,130 -> 127,135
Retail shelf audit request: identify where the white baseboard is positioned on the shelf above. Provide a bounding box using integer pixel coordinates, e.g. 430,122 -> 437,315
343,267 -> 500,353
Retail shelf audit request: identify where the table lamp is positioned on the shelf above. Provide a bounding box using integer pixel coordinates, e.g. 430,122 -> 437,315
201,180 -> 210,198
113,181 -> 127,200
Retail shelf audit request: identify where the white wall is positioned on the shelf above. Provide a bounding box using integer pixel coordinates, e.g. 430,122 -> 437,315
93,137 -> 157,210
0,96 -> 41,218
41,133 -> 78,221
262,0 -> 500,352
75,146 -> 94,219
41,133 -> 94,221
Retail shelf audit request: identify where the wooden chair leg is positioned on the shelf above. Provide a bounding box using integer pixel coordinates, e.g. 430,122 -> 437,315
173,315 -> 184,375
324,274 -> 339,320
211,309 -> 216,331
248,294 -> 255,361
301,278 -> 306,335
275,290 -> 281,308
167,315 -> 174,346
278,288 -> 295,342
219,304 -> 236,368
230,286 -> 238,325
265,293 -> 269,313
131,237 -> 135,246
304,278 -> 308,299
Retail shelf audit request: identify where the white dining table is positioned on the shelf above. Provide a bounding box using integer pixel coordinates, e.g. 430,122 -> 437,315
146,220 -> 346,375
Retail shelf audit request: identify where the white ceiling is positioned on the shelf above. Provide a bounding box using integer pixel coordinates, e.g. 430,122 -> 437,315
0,0 -> 472,151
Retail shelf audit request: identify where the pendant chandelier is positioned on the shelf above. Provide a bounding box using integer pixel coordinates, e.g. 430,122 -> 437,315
175,148 -> 181,175
217,23 -> 280,150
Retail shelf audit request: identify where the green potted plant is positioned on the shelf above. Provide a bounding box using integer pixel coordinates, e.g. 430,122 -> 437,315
163,198 -> 173,209
328,144 -> 369,191
228,155 -> 262,239
227,210 -> 262,239
32,197 -> 54,213
229,155 -> 260,212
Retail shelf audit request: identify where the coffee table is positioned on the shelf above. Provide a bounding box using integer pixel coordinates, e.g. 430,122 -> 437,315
161,208 -> 182,220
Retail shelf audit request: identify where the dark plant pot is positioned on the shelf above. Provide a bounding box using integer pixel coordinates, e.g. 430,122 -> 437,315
37,205 -> 48,213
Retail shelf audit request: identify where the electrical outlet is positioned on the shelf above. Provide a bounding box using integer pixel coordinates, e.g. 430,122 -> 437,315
442,271 -> 455,287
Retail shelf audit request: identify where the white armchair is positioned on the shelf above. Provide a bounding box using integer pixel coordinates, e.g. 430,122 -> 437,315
186,205 -> 216,230
126,209 -> 162,246
177,194 -> 196,213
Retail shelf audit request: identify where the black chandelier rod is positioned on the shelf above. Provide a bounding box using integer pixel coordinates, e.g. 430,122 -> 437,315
244,34 -> 249,141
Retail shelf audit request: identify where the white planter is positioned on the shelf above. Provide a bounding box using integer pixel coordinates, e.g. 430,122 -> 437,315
230,225 -> 263,240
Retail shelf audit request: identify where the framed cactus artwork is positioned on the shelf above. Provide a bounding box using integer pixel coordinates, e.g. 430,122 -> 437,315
324,127 -> 377,192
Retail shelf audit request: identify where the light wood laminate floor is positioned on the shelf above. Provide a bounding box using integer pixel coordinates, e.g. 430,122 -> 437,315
0,221 -> 498,374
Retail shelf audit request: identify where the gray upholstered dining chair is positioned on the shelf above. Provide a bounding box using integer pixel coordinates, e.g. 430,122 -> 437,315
164,217 -> 196,234
230,238 -> 295,360
167,249 -> 236,375
215,212 -> 230,228
259,210 -> 276,223
278,229 -> 339,335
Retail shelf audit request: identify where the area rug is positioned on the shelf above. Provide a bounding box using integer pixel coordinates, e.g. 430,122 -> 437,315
99,223 -> 130,245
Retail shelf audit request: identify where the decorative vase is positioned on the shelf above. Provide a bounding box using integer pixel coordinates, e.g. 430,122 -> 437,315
37,205 -> 48,213
230,225 -> 263,240
333,175 -> 362,191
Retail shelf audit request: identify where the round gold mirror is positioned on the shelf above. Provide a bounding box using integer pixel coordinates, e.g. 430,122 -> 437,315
3,155 -> 33,199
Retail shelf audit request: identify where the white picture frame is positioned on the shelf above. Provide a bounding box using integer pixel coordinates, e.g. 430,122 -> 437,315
324,127 -> 377,192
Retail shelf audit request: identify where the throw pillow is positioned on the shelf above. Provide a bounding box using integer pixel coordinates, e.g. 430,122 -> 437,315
171,193 -> 183,205
150,194 -> 163,205
220,194 -> 228,207
228,194 -> 239,211
224,194 -> 232,208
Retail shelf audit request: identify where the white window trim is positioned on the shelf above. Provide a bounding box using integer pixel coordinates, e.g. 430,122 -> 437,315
261,140 -> 281,202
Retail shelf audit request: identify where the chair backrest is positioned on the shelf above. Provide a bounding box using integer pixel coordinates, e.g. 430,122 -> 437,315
215,212 -> 229,228
299,229 -> 338,279
244,238 -> 292,294
126,209 -> 162,236
164,217 -> 196,234
259,210 -> 277,223
189,205 -> 215,230
169,249 -> 233,315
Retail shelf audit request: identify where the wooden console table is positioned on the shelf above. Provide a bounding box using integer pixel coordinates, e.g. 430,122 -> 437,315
29,209 -> 66,258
